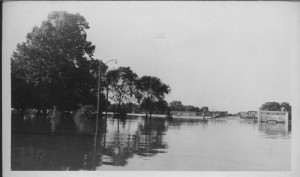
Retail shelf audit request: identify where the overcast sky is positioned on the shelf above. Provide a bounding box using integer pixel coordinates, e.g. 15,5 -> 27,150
3,1 -> 300,113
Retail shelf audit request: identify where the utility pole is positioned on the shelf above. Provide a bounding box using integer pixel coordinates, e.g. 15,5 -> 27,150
92,59 -> 117,170
149,78 -> 152,118
93,59 -> 102,170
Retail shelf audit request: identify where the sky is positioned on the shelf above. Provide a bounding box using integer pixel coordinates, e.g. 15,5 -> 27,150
3,1 -> 300,113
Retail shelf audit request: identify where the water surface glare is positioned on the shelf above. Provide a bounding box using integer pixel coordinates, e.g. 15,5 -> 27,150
11,116 -> 291,170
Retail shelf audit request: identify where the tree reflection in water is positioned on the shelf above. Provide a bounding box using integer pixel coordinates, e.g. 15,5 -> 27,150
11,116 -> 221,170
258,122 -> 291,137
12,134 -> 95,170
11,116 -> 291,170
93,117 -> 168,168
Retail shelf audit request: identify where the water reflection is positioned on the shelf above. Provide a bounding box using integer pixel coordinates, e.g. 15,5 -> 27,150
11,116 -> 291,171
12,134 -> 94,170
95,117 -> 168,168
258,122 -> 291,137
11,116 -> 169,170
167,118 -> 209,129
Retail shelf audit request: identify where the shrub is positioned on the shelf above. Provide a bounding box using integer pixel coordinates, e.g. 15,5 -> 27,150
73,105 -> 96,134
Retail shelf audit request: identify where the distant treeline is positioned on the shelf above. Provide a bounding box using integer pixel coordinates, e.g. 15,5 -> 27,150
260,102 -> 291,112
169,100 -> 210,113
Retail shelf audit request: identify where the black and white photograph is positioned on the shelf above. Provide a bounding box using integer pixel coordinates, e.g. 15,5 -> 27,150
2,1 -> 300,176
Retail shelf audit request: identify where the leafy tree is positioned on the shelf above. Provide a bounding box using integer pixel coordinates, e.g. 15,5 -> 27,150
200,106 -> 209,112
103,68 -> 118,119
107,67 -> 138,117
280,102 -> 292,121
260,102 -> 281,111
184,105 -> 200,112
11,11 -> 103,113
11,64 -> 35,115
169,100 -> 185,111
152,99 -> 169,114
136,76 -> 171,118
280,102 -> 291,112
170,101 -> 203,113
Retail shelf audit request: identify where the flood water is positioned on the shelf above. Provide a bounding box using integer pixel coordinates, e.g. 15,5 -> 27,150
11,116 -> 291,171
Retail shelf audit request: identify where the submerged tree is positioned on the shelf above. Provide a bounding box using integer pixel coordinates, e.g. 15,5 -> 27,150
106,67 -> 138,118
136,76 -> 170,118
11,11 -> 104,113
141,99 -> 169,115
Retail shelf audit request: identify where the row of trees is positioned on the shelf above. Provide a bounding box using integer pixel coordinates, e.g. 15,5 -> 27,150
260,102 -> 291,112
107,101 -> 170,115
11,11 -> 171,118
105,70 -> 171,117
169,100 -> 209,112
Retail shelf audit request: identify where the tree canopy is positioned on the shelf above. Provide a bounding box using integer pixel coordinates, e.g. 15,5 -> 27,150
280,102 -> 291,112
136,76 -> 171,117
11,11 -> 172,118
169,100 -> 203,112
169,101 -> 184,111
260,102 -> 291,112
11,11 -> 105,112
260,102 -> 281,111
200,106 -> 209,112
106,67 -> 138,115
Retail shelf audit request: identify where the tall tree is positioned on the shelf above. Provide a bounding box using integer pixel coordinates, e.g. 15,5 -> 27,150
11,11 -> 103,112
107,67 -> 138,117
136,76 -> 170,118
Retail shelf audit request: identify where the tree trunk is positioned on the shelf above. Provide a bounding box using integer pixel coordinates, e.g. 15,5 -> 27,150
105,89 -> 109,131
42,109 -> 47,118
118,100 -> 121,118
106,89 -> 109,118
20,108 -> 25,119
36,109 -> 41,118
149,96 -> 152,118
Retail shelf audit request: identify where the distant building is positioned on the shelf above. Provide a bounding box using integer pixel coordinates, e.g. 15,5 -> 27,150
238,111 -> 257,119
258,110 -> 289,124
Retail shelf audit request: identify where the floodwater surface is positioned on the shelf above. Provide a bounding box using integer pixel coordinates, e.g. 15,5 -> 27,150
11,116 -> 291,171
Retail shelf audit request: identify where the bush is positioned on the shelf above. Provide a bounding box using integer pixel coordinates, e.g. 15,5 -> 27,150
73,105 -> 96,134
